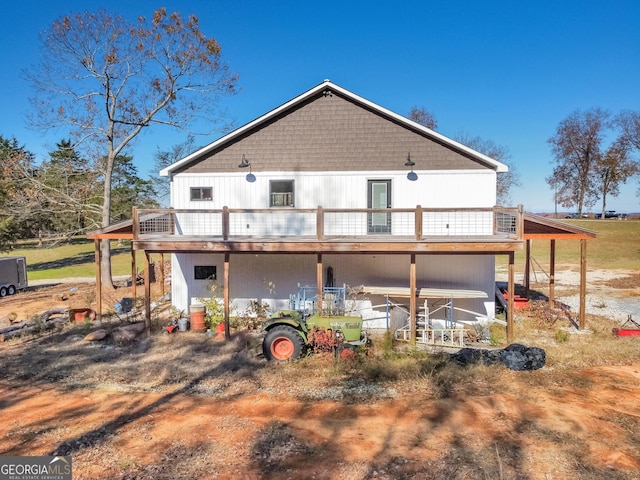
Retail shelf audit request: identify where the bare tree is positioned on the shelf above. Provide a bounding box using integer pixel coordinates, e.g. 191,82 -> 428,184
617,110 -> 640,150
152,136 -> 196,205
455,133 -> 520,205
25,8 -> 237,288
546,108 -> 608,216
594,139 -> 638,218
408,106 -> 438,130
616,110 -> 640,201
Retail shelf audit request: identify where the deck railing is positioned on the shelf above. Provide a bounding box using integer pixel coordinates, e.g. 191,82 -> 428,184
132,205 -> 523,241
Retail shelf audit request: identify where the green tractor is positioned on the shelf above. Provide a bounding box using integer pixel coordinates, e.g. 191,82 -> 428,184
262,285 -> 367,361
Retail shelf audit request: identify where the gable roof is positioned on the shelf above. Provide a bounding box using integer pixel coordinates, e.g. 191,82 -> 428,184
160,80 -> 508,176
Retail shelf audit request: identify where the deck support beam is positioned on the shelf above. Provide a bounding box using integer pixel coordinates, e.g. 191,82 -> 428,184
549,240 -> 555,307
507,252 -> 515,343
224,253 -> 230,340
144,252 -> 151,336
317,254 -> 323,307
524,239 -> 531,298
159,253 -> 165,297
94,239 -> 102,321
131,248 -> 137,301
579,239 -> 587,330
410,254 -> 416,344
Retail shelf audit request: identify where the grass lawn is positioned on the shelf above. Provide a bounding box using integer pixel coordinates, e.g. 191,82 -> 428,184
497,218 -> 640,272
7,238 -> 160,280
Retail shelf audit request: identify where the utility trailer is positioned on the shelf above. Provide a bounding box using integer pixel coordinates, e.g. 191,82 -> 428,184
0,256 -> 28,297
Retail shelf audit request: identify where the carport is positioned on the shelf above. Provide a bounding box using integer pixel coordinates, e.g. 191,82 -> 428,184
522,214 -> 597,329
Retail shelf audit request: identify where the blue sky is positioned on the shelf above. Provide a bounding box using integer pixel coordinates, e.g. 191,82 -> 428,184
1,0 -> 639,213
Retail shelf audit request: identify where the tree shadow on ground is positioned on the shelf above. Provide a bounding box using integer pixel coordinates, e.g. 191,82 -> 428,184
46,351 -> 260,458
17,237 -> 95,250
0,322 -> 263,394
27,247 -> 130,272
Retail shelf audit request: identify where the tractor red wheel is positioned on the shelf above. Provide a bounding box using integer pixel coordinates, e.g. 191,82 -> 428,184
271,337 -> 295,360
263,325 -> 305,361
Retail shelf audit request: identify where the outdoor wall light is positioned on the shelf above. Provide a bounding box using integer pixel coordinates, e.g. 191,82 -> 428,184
238,154 -> 256,182
404,152 -> 415,168
238,154 -> 250,168
405,152 -> 418,181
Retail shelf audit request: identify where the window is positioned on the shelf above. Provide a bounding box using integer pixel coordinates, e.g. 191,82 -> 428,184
270,180 -> 294,207
190,187 -> 212,201
194,265 -> 217,280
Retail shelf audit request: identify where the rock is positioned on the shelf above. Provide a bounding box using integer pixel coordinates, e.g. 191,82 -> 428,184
112,322 -> 146,342
84,329 -> 108,341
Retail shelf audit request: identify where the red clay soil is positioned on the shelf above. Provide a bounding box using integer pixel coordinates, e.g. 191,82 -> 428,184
2,280 -> 640,479
1,365 -> 639,480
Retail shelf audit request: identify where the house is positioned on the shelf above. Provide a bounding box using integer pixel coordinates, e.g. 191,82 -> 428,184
89,80 -> 597,342
148,79 -> 523,336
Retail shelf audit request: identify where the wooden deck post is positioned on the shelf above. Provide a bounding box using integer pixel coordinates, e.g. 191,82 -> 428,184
131,247 -> 137,301
517,204 -> 524,239
94,239 -> 102,321
224,253 -> 230,340
316,254 -> 323,309
507,252 -> 515,343
549,240 -> 556,307
317,206 -> 324,240
222,206 -> 229,241
159,253 -> 165,297
524,239 -> 531,298
132,207 -> 139,238
579,239 -> 587,330
144,251 -> 151,336
410,254 -> 416,344
131,207 -> 137,303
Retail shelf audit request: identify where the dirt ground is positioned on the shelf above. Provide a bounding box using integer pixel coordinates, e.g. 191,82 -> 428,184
1,271 -> 639,479
0,277 -> 160,323
1,364 -> 639,480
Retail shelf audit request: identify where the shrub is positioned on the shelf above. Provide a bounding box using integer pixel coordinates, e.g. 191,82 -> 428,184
488,323 -> 506,345
233,299 -> 271,330
197,283 -> 225,329
554,329 -> 570,343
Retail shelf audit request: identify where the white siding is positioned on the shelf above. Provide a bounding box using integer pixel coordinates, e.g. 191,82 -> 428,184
171,252 -> 495,323
170,170 -> 497,210
168,168 -> 499,323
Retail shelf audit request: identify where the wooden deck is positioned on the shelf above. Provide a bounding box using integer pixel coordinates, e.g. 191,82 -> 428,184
132,235 -> 523,254
87,206 -> 598,344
